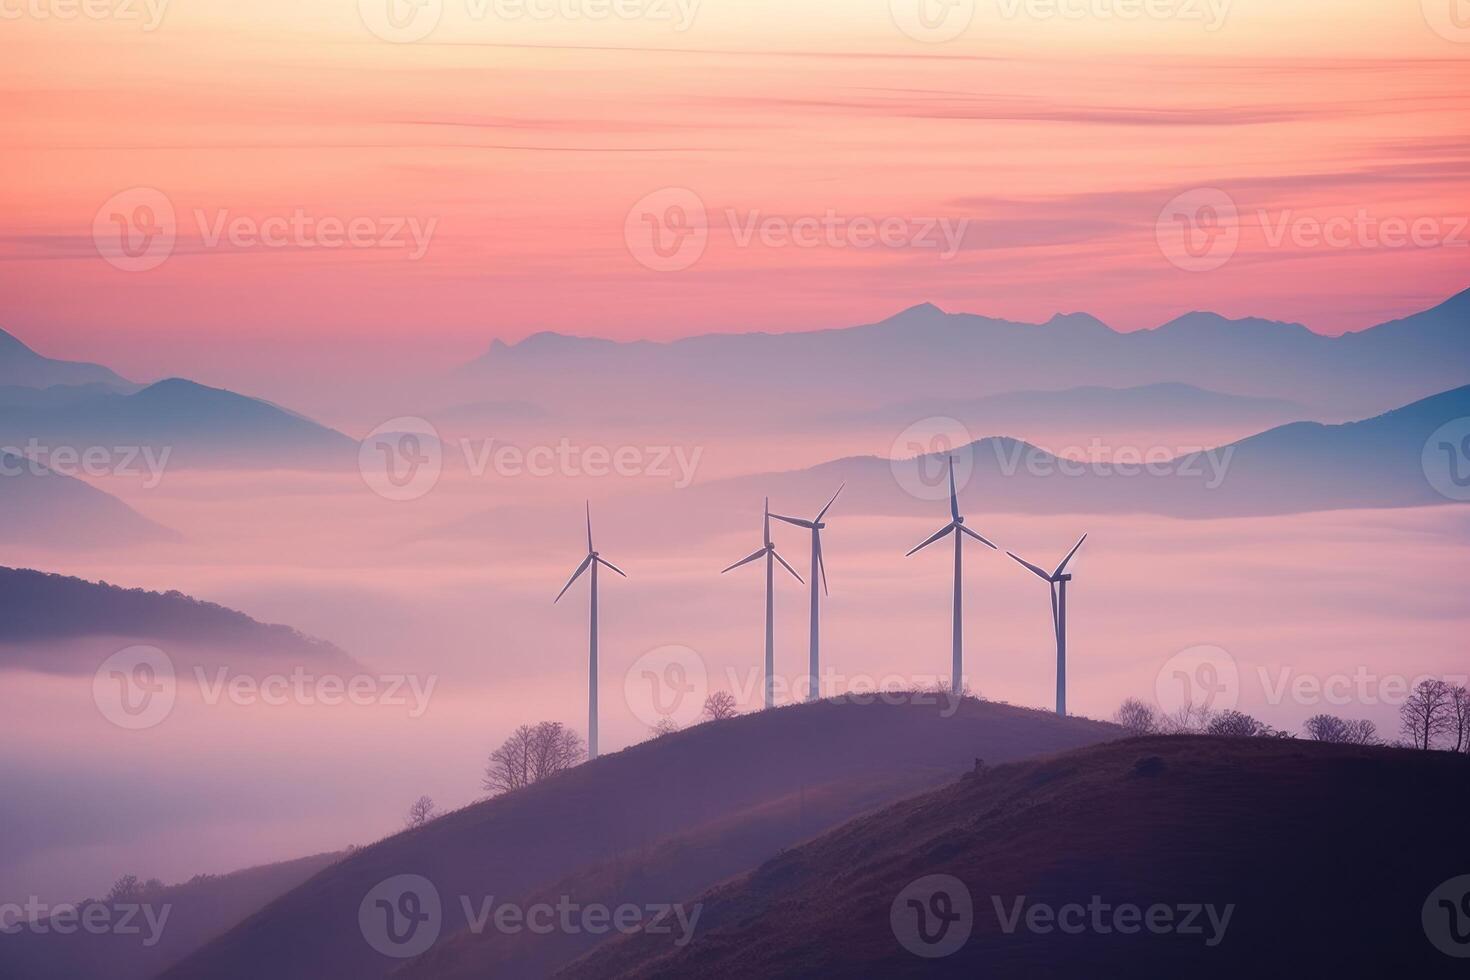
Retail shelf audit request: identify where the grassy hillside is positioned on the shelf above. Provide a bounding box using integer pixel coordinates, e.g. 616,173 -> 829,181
562,737 -> 1470,978
160,697 -> 1119,980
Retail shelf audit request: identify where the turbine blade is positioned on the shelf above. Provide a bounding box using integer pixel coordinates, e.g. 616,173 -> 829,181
1007,551 -> 1052,582
586,501 -> 594,553
1053,533 -> 1088,577
772,548 -> 804,584
554,555 -> 593,603
815,483 -> 844,523
816,532 -> 829,596
596,556 -> 628,578
770,513 -> 815,529
959,524 -> 998,549
948,457 -> 959,521
721,548 -> 766,574
906,522 -> 956,557
1050,581 -> 1060,637
763,498 -> 771,547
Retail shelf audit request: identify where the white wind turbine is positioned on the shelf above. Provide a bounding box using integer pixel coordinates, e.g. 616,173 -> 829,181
905,457 -> 997,695
554,502 -> 627,760
1007,534 -> 1087,717
722,498 -> 803,709
770,485 -> 843,702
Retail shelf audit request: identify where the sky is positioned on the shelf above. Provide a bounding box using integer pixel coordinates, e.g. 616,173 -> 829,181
2,0 -> 1468,399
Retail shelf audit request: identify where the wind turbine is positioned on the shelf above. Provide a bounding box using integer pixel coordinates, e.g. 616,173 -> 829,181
905,457 -> 996,695
770,484 -> 844,702
554,502 -> 627,760
722,498 -> 803,709
1007,534 -> 1087,716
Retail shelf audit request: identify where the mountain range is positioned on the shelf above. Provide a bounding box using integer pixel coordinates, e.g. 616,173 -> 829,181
451,287 -> 1470,424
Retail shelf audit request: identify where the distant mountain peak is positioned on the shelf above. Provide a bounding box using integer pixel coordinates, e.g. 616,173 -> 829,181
1155,310 -> 1309,334
888,301 -> 947,320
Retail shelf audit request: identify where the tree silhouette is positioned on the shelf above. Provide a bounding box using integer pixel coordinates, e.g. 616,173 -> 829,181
483,721 -> 586,795
1400,679 -> 1454,750
405,795 -> 435,829
703,691 -> 739,721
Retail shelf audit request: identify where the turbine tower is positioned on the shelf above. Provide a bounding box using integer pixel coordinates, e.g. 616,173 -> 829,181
554,502 -> 627,760
1007,534 -> 1087,716
770,484 -> 843,702
722,498 -> 803,709
905,457 -> 997,695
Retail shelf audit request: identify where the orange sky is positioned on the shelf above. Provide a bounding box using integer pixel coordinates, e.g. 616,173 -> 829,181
2,0 -> 1468,391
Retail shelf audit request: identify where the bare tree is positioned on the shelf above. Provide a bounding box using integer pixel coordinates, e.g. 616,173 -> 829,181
405,795 -> 436,829
1156,701 -> 1215,735
1206,710 -> 1270,738
1400,679 -> 1454,750
484,721 -> 586,795
106,875 -> 140,904
1113,697 -> 1158,735
1304,714 -> 1350,743
703,691 -> 739,721
1448,685 -> 1470,753
648,717 -> 681,739
1306,714 -> 1381,745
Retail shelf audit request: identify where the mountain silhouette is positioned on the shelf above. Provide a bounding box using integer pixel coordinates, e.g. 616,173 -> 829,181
0,326 -> 132,389
0,451 -> 175,546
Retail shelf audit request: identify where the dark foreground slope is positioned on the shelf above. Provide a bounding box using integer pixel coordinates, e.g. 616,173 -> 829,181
0,851 -> 344,980
563,737 -> 1470,979
162,698 -> 1118,980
